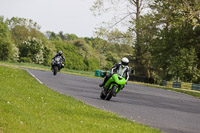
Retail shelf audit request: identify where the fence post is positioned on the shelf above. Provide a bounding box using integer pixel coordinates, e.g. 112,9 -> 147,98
163,80 -> 167,86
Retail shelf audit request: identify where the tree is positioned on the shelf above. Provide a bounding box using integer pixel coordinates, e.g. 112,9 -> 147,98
5,17 -> 52,63
151,0 -> 200,27
91,0 -> 151,75
149,0 -> 200,82
45,31 -> 62,41
7,17 -> 41,44
72,39 -> 101,71
95,27 -> 134,46
64,33 -> 78,41
19,37 -> 44,64
53,40 -> 88,70
169,48 -> 199,82
58,31 -> 65,40
0,16 -> 17,61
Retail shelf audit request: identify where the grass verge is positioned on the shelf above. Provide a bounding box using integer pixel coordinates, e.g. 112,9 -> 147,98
0,66 -> 161,133
0,61 -> 95,78
130,81 -> 200,98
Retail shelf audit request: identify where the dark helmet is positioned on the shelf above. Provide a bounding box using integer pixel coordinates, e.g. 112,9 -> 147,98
58,51 -> 63,56
121,57 -> 129,67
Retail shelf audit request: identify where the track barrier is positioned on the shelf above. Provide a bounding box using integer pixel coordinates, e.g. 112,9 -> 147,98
163,80 -> 200,91
95,70 -> 200,91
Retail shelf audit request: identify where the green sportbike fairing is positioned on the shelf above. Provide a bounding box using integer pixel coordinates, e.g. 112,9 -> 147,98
100,74 -> 126,100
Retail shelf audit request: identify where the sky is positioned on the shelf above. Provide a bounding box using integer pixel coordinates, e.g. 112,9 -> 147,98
0,0 -> 113,37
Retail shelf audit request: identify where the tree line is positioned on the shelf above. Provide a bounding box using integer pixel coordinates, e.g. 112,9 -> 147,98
0,16 -> 132,72
91,0 -> 200,84
0,0 -> 200,84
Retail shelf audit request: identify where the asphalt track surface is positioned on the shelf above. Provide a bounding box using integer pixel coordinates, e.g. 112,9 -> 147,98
27,69 -> 200,133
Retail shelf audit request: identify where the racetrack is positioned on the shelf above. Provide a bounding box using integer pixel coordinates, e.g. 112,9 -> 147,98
27,69 -> 200,133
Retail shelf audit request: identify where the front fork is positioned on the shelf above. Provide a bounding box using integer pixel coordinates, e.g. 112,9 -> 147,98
102,86 -> 108,95
104,84 -> 120,96
109,84 -> 120,92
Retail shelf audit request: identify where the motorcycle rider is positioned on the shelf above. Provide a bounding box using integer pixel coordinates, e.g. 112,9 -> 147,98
51,51 -> 65,70
99,57 -> 130,88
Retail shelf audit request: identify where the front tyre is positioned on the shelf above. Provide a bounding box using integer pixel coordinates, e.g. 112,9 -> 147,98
100,90 -> 106,99
112,85 -> 117,97
53,66 -> 58,75
106,86 -> 116,100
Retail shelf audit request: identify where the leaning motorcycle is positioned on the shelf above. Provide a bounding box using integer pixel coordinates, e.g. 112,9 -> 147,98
52,56 -> 62,75
100,74 -> 126,100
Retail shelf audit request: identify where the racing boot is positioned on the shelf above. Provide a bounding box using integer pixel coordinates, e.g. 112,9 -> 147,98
99,76 -> 110,87
99,78 -> 106,87
99,82 -> 105,87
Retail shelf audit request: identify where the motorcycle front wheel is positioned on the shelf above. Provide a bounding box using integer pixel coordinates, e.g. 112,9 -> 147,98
105,85 -> 117,100
53,66 -> 58,75
100,90 -> 106,99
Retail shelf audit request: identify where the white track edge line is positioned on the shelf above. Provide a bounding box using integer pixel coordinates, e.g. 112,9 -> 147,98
26,69 -> 43,84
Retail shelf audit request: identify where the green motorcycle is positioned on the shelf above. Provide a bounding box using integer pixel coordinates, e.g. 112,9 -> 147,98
100,74 -> 126,100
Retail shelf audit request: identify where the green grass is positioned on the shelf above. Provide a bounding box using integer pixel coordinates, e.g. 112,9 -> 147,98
0,61 -> 95,77
0,66 -> 161,133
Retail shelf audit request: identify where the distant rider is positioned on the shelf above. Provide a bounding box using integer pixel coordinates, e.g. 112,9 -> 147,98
51,51 -> 65,70
99,57 -> 130,88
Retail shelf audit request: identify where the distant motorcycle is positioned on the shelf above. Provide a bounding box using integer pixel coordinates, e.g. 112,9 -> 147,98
51,56 -> 63,75
100,74 -> 126,100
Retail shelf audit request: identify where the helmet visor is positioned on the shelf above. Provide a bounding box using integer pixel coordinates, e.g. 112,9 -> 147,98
122,62 -> 128,66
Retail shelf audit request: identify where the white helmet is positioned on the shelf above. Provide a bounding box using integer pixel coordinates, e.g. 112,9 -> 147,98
58,51 -> 63,55
121,57 -> 129,66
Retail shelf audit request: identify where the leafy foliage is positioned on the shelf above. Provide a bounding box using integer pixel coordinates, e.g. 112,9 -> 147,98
19,37 -> 44,64
0,16 -> 18,61
1,5 -> 200,84
148,0 -> 200,83
91,0 -> 200,83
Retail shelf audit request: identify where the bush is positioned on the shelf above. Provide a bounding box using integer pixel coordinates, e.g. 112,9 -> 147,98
20,57 -> 32,63
84,57 -> 100,71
